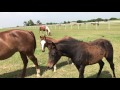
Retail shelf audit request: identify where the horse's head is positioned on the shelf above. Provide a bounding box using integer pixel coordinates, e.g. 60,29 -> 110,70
40,35 -> 47,52
47,42 -> 61,69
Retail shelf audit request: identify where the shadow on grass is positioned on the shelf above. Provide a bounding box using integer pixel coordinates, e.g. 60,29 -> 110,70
0,65 -> 47,78
87,71 -> 112,78
56,61 -> 72,69
0,60 -> 72,78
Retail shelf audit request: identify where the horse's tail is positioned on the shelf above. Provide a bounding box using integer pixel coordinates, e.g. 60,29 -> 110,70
29,31 -> 36,53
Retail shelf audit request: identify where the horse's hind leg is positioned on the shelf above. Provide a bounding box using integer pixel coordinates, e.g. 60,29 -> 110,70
78,65 -> 85,78
53,65 -> 57,72
97,60 -> 104,78
27,54 -> 41,78
106,57 -> 116,78
20,52 -> 28,78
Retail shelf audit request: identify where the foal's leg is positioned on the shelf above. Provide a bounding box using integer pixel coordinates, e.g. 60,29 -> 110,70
79,65 -> 85,78
20,52 -> 28,78
97,60 -> 104,78
53,65 -> 57,72
27,54 -> 41,78
106,57 -> 116,78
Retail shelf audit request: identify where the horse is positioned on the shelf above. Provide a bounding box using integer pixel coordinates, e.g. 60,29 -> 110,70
40,35 -> 73,72
91,23 -> 99,26
46,37 -> 116,78
39,25 -> 51,36
0,29 -> 40,78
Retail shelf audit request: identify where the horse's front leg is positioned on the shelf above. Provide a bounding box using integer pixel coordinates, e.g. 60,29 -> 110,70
79,65 -> 85,78
53,65 -> 57,72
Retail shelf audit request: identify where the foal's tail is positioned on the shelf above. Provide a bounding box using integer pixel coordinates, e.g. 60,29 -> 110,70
29,31 -> 36,53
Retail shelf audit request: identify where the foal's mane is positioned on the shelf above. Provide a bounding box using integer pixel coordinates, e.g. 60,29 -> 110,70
45,36 -> 56,42
45,36 -> 74,43
55,37 -> 82,44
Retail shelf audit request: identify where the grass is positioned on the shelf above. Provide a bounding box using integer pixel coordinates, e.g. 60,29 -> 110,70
0,22 -> 120,78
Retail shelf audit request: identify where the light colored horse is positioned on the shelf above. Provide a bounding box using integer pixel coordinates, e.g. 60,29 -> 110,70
39,25 -> 51,36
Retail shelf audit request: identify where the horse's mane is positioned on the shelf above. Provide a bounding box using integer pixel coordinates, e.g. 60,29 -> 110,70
45,36 -> 57,42
45,36 -> 72,43
45,36 -> 83,45
56,37 -> 82,44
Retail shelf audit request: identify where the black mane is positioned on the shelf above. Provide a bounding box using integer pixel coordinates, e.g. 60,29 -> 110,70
55,37 -> 82,45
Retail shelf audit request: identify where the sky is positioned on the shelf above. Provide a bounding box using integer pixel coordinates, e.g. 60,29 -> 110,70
0,12 -> 120,28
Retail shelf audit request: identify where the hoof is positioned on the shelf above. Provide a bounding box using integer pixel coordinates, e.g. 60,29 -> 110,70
37,74 -> 41,78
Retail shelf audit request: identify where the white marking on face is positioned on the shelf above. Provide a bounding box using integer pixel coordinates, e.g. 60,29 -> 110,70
41,40 -> 46,51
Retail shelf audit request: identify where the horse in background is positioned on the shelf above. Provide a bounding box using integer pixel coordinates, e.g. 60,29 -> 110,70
39,25 -> 51,36
0,29 -> 40,78
46,37 -> 116,78
91,23 -> 99,26
40,35 -> 73,72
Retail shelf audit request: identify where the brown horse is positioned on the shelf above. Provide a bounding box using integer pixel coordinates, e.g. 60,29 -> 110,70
0,29 -> 40,78
40,35 -> 71,52
46,37 -> 116,78
40,35 -> 72,72
39,25 -> 51,36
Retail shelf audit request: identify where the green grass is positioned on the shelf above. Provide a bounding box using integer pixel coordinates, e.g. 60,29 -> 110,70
0,23 -> 120,78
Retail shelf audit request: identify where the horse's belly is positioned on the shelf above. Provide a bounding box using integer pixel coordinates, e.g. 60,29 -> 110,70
0,49 -> 16,60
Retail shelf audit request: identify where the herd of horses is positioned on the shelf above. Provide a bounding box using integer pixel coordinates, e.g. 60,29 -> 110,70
0,25 -> 116,78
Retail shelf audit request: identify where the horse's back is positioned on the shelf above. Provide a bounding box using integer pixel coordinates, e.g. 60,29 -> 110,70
89,39 -> 113,58
0,29 -> 36,53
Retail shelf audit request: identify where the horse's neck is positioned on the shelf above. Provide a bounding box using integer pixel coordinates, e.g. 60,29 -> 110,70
46,37 -> 57,42
55,36 -> 71,43
57,43 -> 76,58
46,26 -> 50,32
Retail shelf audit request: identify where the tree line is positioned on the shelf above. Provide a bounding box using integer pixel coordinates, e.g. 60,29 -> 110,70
23,20 -> 42,26
77,17 -> 120,23
23,17 -> 120,26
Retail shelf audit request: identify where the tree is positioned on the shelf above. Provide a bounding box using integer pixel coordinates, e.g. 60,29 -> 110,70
23,21 -> 28,26
67,21 -> 70,23
109,17 -> 118,20
77,20 -> 83,23
64,21 -> 67,24
37,20 -> 42,25
96,18 -> 104,22
28,20 -> 35,26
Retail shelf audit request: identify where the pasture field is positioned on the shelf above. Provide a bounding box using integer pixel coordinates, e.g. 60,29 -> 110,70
0,22 -> 120,78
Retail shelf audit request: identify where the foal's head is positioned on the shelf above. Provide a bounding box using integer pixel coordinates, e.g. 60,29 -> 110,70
47,42 -> 61,69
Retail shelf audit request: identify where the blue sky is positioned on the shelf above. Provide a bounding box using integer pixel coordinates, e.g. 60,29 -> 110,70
0,12 -> 120,28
